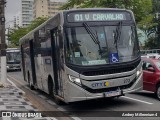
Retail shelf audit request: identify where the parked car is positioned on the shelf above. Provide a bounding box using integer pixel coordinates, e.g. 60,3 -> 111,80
141,53 -> 160,59
142,58 -> 160,100
146,53 -> 160,59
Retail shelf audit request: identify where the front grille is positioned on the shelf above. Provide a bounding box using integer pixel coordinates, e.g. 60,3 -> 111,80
82,77 -> 137,93
82,66 -> 134,76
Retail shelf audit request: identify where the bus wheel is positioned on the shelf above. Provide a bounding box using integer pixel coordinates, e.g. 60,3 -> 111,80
28,72 -> 34,90
156,84 -> 160,101
54,96 -> 65,105
48,77 -> 54,96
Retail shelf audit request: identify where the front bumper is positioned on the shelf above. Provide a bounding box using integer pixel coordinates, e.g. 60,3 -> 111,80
64,73 -> 143,103
7,65 -> 21,71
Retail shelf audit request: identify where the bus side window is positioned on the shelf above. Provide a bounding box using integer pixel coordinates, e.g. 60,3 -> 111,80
39,27 -> 46,42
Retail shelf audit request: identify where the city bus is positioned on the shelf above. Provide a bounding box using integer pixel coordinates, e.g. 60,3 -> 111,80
20,8 -> 143,104
6,48 -> 21,71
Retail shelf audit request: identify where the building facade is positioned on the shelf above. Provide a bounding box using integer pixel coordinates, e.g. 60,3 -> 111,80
21,0 -> 33,27
48,0 -> 65,17
33,0 -> 65,19
33,0 -> 48,18
14,12 -> 22,28
21,0 -> 65,27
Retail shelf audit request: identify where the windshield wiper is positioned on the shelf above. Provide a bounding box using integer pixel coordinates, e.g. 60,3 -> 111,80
83,22 -> 102,55
130,26 -> 135,43
83,22 -> 100,44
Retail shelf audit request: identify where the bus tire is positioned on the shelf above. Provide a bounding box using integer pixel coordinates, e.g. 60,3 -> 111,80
28,72 -> 34,90
48,77 -> 63,105
156,84 -> 160,101
48,76 -> 54,96
54,97 -> 64,105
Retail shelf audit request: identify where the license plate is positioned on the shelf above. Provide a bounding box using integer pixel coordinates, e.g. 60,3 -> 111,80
105,89 -> 121,97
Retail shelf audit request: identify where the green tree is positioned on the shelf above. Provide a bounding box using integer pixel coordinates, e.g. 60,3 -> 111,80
139,0 -> 160,49
9,27 -> 28,46
9,17 -> 48,46
27,17 -> 48,31
144,36 -> 160,49
61,0 -> 158,49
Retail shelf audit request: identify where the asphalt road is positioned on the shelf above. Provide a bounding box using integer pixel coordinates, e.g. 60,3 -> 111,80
7,71 -> 160,120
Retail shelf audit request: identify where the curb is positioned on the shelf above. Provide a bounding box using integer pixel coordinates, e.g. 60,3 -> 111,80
7,78 -> 26,96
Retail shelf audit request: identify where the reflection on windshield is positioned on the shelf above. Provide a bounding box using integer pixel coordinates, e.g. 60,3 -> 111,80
83,22 -> 104,57
113,21 -> 122,49
7,52 -> 21,63
65,25 -> 139,66
106,25 -> 139,62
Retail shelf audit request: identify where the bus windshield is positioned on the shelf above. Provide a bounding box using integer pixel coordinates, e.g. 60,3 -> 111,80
65,25 -> 139,66
7,52 -> 21,63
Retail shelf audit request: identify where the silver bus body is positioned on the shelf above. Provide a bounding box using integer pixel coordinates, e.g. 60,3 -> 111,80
20,8 -> 143,103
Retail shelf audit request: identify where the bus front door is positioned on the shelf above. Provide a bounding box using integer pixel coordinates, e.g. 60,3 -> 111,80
29,40 -> 37,87
51,28 -> 62,96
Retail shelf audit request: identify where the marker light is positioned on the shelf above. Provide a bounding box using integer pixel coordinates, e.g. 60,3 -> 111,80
136,67 -> 142,78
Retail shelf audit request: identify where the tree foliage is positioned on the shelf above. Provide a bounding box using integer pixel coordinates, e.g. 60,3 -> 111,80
8,27 -> 28,46
144,36 -> 160,49
27,17 -> 48,31
9,17 -> 48,46
61,0 -> 159,49
61,0 -> 155,34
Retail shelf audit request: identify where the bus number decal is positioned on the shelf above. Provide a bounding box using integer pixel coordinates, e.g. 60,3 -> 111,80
124,79 -> 130,84
75,14 -> 83,21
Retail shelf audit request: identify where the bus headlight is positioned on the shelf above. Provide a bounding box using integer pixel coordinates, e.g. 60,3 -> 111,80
136,68 -> 142,78
68,75 -> 81,85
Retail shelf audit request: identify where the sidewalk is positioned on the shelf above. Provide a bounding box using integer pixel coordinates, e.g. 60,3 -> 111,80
0,79 -> 57,120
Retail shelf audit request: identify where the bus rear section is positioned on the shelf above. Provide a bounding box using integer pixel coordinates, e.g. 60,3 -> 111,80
6,48 -> 21,71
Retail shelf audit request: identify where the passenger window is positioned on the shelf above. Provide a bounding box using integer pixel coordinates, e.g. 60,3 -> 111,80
142,62 -> 146,70
145,62 -> 154,71
146,62 -> 152,67
142,61 -> 154,71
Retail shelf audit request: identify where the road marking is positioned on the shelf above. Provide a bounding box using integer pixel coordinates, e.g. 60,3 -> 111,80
71,117 -> 82,120
47,100 -> 56,105
57,107 -> 66,111
38,95 -> 47,99
47,118 -> 58,120
122,96 -> 153,105
7,75 -> 26,86
7,78 -> 16,87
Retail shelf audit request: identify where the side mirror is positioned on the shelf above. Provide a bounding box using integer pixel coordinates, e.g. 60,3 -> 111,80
147,67 -> 155,72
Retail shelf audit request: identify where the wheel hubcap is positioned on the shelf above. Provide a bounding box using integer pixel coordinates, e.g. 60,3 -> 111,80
157,87 -> 160,99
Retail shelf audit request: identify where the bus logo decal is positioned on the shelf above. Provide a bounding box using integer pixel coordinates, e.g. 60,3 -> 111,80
91,81 -> 110,88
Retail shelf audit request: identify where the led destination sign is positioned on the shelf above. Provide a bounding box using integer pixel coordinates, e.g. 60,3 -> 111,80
67,12 -> 131,22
